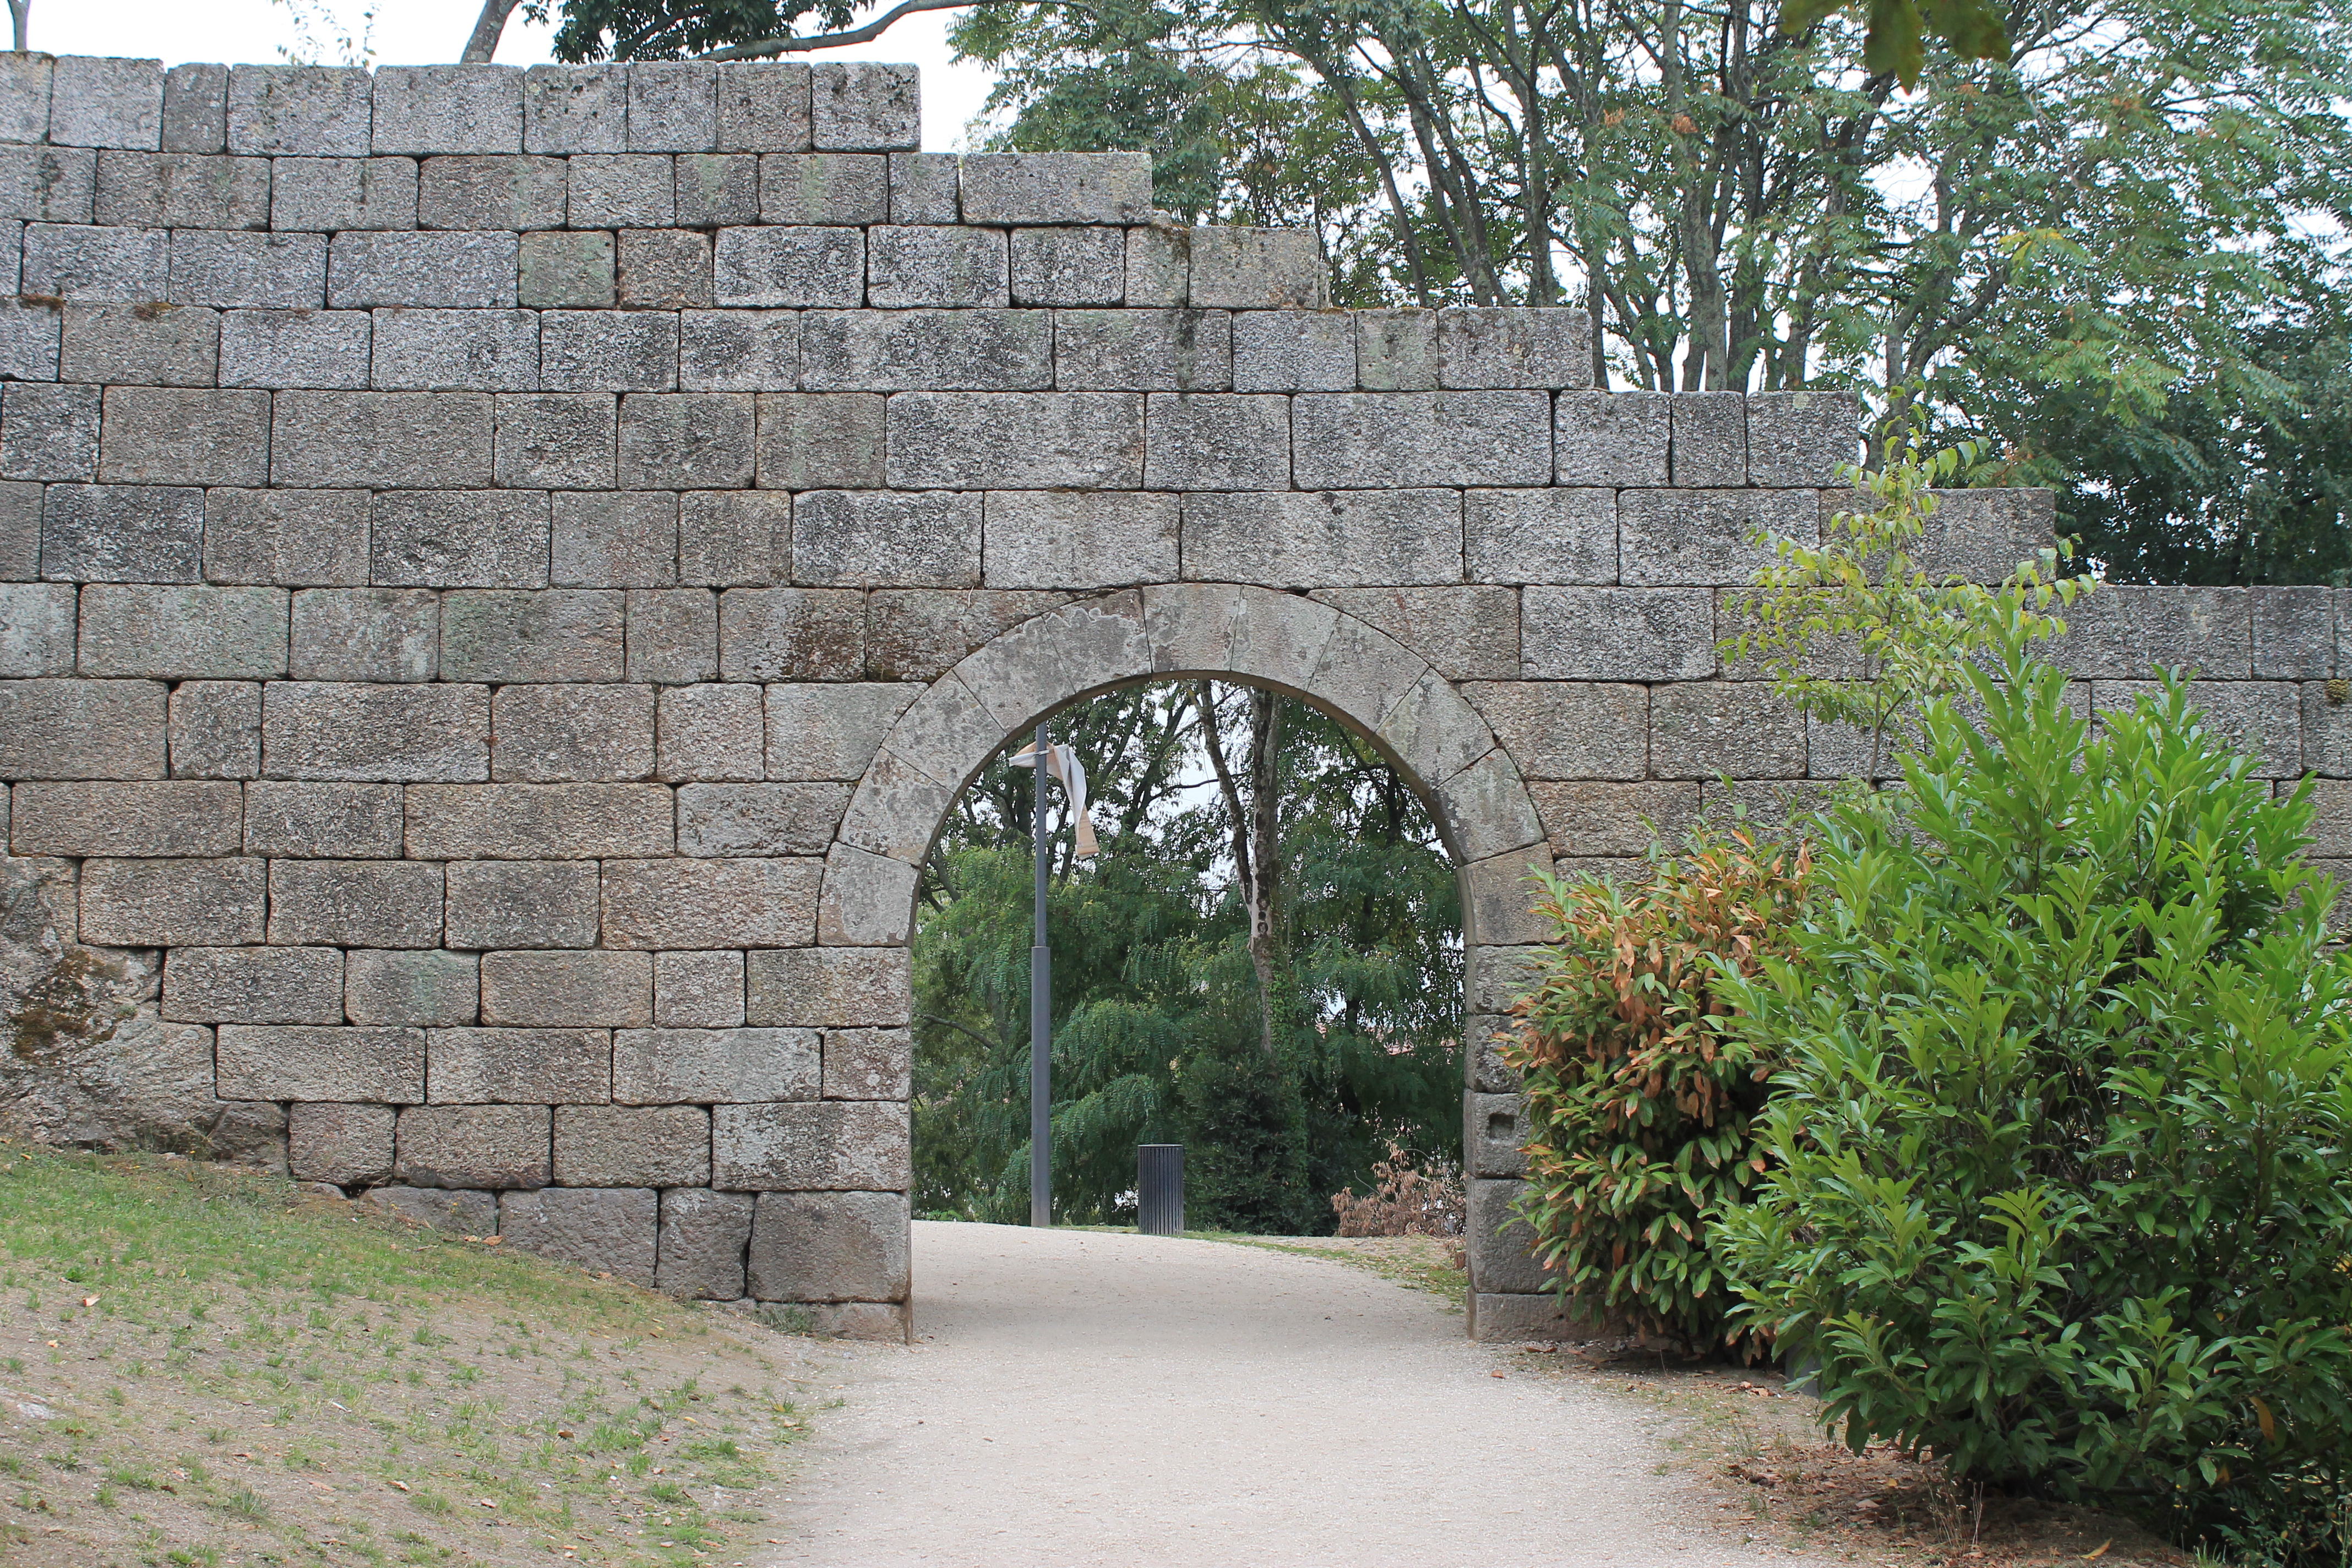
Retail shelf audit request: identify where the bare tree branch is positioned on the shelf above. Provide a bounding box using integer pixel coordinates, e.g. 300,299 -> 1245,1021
8,0 -> 29,53
461,0 -> 522,62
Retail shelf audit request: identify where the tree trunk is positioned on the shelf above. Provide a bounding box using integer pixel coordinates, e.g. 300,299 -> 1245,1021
1244,688 -> 1285,1060
461,0 -> 521,63
9,1 -> 30,53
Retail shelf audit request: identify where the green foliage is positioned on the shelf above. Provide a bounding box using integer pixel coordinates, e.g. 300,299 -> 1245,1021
913,684 -> 1463,1233
1777,0 -> 2008,88
1712,644 -> 2352,1532
1721,429 -> 2090,770
1505,831 -> 1811,1352
524,0 -> 851,61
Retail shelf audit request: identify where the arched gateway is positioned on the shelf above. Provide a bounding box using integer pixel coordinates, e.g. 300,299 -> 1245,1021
12,51 -> 2275,1345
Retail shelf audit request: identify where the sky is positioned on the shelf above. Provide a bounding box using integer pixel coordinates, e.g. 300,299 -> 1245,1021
33,0 -> 1002,150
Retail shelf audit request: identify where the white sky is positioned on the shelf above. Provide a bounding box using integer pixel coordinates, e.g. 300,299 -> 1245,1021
39,0 -> 1003,150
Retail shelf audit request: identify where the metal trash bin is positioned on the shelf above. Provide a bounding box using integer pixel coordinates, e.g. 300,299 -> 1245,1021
1137,1144 -> 1184,1236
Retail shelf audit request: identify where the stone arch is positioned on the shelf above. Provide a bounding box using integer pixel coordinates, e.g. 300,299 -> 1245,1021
812,585 -> 1558,1340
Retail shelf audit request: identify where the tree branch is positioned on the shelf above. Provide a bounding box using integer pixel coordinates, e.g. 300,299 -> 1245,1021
699,0 -> 988,61
461,0 -> 521,62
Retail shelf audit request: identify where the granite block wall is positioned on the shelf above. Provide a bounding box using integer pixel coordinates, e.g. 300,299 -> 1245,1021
0,53 -> 2304,1343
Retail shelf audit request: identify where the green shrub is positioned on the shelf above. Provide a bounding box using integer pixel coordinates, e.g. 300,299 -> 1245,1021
1505,828 -> 1811,1351
1712,643 -> 2352,1543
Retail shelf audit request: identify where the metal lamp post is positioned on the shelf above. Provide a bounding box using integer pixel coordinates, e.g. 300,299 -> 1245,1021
1028,721 -> 1052,1229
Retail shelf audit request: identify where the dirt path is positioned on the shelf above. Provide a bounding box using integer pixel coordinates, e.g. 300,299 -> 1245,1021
767,1222 -> 1843,1567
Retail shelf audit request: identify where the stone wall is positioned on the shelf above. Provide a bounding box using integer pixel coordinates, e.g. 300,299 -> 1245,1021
0,52 -> 2321,1343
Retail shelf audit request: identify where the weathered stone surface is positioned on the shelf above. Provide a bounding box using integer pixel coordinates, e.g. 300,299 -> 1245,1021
371,492 -> 551,589
405,782 -> 673,858
712,226 -> 863,308
1309,588 -> 1518,683
499,1186 -> 658,1281
288,1102 -> 395,1188
614,1025 -> 819,1102
717,63 -> 810,153
170,231 -> 328,308
553,493 -> 676,588
2251,587 -> 2335,680
1186,228 -> 1326,309
1010,226 -> 1121,306
888,151 -> 957,224
427,1026 -> 610,1104
618,393 -> 754,489
1649,683 -> 1805,778
519,231 -> 614,310
22,224 -> 168,302
488,683 -> 654,782
885,392 -> 1140,489
1466,1177 -> 1548,1295
717,587 -> 865,681
0,582 -> 77,677
1182,490 -> 1460,589
1142,393 -> 1286,490
262,682 -> 488,781
523,63 -> 624,154
1616,489 -> 1816,587
1466,1292 -> 1616,1343
1434,749 -> 1547,864
481,948 -> 651,1030
676,154 -> 760,228
868,224 -> 1008,311
220,308 -> 371,389
270,390 -> 492,488
0,481 -> 36,580
798,309 -> 1050,391
792,490 -> 979,589
328,231 -> 517,309
60,301 -> 217,386
818,842 -> 918,946
556,1104 -> 707,1187
961,153 -> 1149,225
166,680 -> 260,779
96,386 -> 269,486
1912,487 -> 2057,583
3,383 -> 100,484
1293,392 -> 1549,489
628,592 -> 717,693
50,56 -> 165,150
268,857 -> 444,948
747,1190 -> 908,1300
244,780 -> 403,858
678,492 -> 792,588
2050,585 -> 2251,680
0,148 -> 94,225
77,584 -> 286,680
758,152 -> 887,224
1437,307 -> 1592,390
441,590 -> 624,684
677,782 -> 850,857
345,949 -> 480,1027
1466,1091 -> 1527,1179
372,66 -> 524,156
655,681 -> 762,781
161,944 -> 342,1024
12,779 -> 240,856
444,859 -> 601,950
364,1183 -> 499,1232
1231,309 -> 1351,393
744,946 -> 909,1027
289,590 -> 440,683
217,1024 -> 424,1102
0,298 -> 61,382
951,590 -> 1152,736
601,858 -> 823,949
0,678 -> 166,779
1668,391 -> 1745,486
1746,390 -> 1858,486
271,156 -> 417,232
809,62 -> 917,152
162,64 -> 230,154
865,589 -> 1063,683
1527,779 -> 1700,858
204,490 -> 369,586
822,1027 -> 909,1100
397,1103 -> 550,1188
1055,309 -> 1230,393
979,491 -> 1175,592
1356,309 -> 1434,391
657,1187 -> 753,1299
79,855 -> 264,945
494,393 -> 616,489
655,949 -> 746,1028
755,683 -> 910,781
92,151 -> 262,228
1464,488 -> 1615,586
227,66 -> 372,156
679,309 -> 798,392
617,228 -> 711,309
712,1099 -> 908,1190
1124,224 -> 1186,308
369,308 -> 539,392
629,62 -> 717,152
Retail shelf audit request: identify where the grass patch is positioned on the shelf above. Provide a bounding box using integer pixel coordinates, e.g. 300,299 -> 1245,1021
0,1140 -> 826,1567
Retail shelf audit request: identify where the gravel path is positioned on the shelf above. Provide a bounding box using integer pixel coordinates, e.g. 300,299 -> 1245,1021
768,1222 -> 1841,1567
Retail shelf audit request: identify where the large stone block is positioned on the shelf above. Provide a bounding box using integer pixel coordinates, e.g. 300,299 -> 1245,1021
798,308 -> 1050,391
404,781 -> 674,858
1463,487 -> 1615,586
1462,851 -> 1553,945
1142,393 -> 1287,491
489,683 -> 654,782
2049,585 -> 2251,680
792,489 -> 979,589
2251,587 -> 2335,680
204,489 -> 369,587
888,150 -> 956,224
1913,487 -> 2057,583
822,1027 -> 910,1100
46,55 -> 161,150
288,1102 -> 395,1188
1617,488 -> 1820,589
21,223 -> 168,303
444,858 -> 602,950
950,589 -> 1152,735
499,1188 -> 657,1282
542,310 -> 679,393
270,390 -> 492,488
168,231 -> 328,309
1524,587 -> 1712,682
718,63 -> 811,153
440,590 -> 624,684
760,683 -> 916,781
0,146 -> 93,224
1527,779 -> 1701,858
960,153 -> 1150,225
481,949 -> 652,1028
1009,226 -> 1121,306
617,228 -> 711,309
162,63 -> 229,154
1438,307 -> 1592,390
868,223 -> 1008,310
0,581 -> 76,677
219,307 -> 371,390
1124,223 -> 1186,307
262,681 -> 488,781
1292,391 -> 1550,489
679,309 -> 798,392
79,854 -> 264,945
1357,309 -> 1435,391
1649,682 -> 1806,779
1746,390 -> 1858,486
328,231 -> 517,309
268,857 -> 444,948
618,392 -> 754,489
629,589 -> 719,685
556,1104 -> 708,1188
12,778 -> 241,857
1231,309 -> 1352,393
809,62 -> 918,152
865,587 -> 1066,683
655,949 -> 747,1028
243,780 -> 404,858
885,391 -> 1141,489
227,66 -> 372,156
368,307 -> 539,392
271,156 -> 418,232
629,62 -> 718,152
3,383 -> 99,484
96,386 -> 269,486
427,1026 -> 611,1104
717,586 -> 865,680
758,151 -> 887,224
750,391 -> 881,490
523,63 -> 625,154
818,842 -> 918,946
372,65 -> 524,155
1188,228 -> 1326,309
676,153 -> 760,228
1308,587 -> 1519,683
519,231 -> 616,311
745,946 -> 910,1027
288,589 -> 439,683
613,1026 -> 819,1103
167,679 -> 261,779
0,677 -> 166,779
1054,309 -> 1230,393
345,948 -> 480,1027
565,153 -> 676,227
364,1184 -> 499,1232
712,226 -> 863,308
678,492 -> 793,587
657,1187 -> 753,1299
92,150 -> 263,228
1434,748 -> 1547,863
162,945 -> 344,1025
1668,391 -> 1745,486
552,494 -> 676,591
677,782 -> 850,857
656,682 -> 763,781
60,300 -> 217,386
0,297 -> 61,382
712,1099 -> 908,1190
1466,1177 -> 1549,1295
601,857 -> 823,949
219,1024 -> 425,1102
396,1103 -> 550,1189
1181,489 -> 1460,589
0,481 -> 35,580
370,491 -> 551,589
1467,1091 -> 1527,1179
1466,1292 -> 1614,1343
76,584 -> 287,680
494,393 -> 616,489
981,491 -> 1176,591
747,1190 -> 908,1300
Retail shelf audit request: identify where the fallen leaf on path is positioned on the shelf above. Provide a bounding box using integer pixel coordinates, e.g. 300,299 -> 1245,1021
2084,1545 -> 2110,1561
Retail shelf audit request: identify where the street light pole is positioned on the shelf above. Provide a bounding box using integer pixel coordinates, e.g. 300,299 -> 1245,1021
1028,721 -> 1052,1228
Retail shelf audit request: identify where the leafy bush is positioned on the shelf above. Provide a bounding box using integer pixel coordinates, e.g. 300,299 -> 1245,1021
1504,829 -> 1810,1351
1330,1142 -> 1465,1237
1712,643 -> 2352,1542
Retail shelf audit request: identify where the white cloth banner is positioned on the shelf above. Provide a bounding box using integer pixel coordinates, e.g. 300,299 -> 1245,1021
1010,742 -> 1098,860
